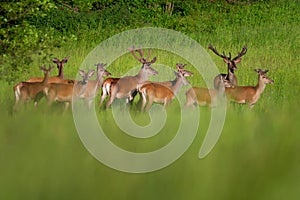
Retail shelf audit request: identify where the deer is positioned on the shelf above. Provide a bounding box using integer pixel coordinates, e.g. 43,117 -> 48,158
208,44 -> 247,89
105,46 -> 158,109
26,56 -> 70,83
78,63 -> 111,109
138,63 -> 191,88
99,77 -> 120,107
43,70 -> 95,111
13,66 -> 54,108
225,69 -> 274,108
184,76 -> 231,109
139,68 -> 193,112
99,63 -> 190,107
13,56 -> 71,107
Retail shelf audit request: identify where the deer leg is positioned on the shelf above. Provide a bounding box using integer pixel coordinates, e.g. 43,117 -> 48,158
163,98 -> 168,109
87,100 -> 93,110
13,92 -> 21,111
249,103 -> 255,109
99,90 -> 107,107
129,89 -> 138,105
184,94 -> 194,109
141,92 -> 147,112
106,85 -> 117,109
145,98 -> 153,112
34,91 -> 45,107
64,102 -> 70,111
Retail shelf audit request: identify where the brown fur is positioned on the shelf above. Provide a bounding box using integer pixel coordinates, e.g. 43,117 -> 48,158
14,66 -> 54,108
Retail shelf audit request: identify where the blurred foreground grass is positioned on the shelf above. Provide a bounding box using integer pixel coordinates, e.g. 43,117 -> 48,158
0,100 -> 299,200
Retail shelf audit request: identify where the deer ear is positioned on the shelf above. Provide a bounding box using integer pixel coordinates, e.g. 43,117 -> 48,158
254,69 -> 261,73
88,70 -> 95,77
78,70 -> 86,77
223,58 -> 230,63
53,58 -> 59,64
62,56 -> 70,63
234,59 -> 241,64
151,57 -> 157,63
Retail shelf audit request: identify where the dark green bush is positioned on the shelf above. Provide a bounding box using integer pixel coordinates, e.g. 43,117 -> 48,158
0,0 -> 298,83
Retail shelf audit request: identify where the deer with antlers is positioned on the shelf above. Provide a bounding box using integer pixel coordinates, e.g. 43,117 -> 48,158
43,70 -> 95,111
225,69 -> 274,108
105,46 -> 158,109
139,67 -> 193,112
14,66 -> 54,108
208,44 -> 247,88
79,63 -> 111,109
99,63 -> 190,108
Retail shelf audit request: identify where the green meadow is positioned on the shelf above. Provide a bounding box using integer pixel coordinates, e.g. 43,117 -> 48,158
0,0 -> 300,199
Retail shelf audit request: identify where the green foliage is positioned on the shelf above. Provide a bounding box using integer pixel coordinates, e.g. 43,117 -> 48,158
0,0 -> 58,82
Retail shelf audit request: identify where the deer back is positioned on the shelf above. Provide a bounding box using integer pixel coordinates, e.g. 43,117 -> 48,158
225,86 -> 256,104
225,69 -> 274,106
140,82 -> 175,101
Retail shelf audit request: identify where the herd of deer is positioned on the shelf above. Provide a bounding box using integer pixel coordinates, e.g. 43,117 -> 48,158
13,45 -> 274,112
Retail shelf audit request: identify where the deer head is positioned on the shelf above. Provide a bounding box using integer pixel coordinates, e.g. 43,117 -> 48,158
176,63 -> 187,72
40,65 -> 54,74
94,63 -> 111,77
208,44 -> 247,72
178,65 -> 193,77
78,70 -> 95,85
254,69 -> 274,84
53,56 -> 70,69
174,71 -> 190,85
127,46 -> 158,78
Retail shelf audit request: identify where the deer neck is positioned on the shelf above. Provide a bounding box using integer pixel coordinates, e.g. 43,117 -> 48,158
96,73 -> 104,89
227,68 -> 235,79
169,76 -> 177,86
226,68 -> 238,85
136,68 -> 149,83
255,76 -> 266,95
170,77 -> 183,95
42,72 -> 50,85
75,81 -> 88,97
58,65 -> 64,79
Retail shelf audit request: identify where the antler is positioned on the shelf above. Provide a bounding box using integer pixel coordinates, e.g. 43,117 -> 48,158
233,46 -> 247,61
255,68 -> 268,75
208,44 -> 228,59
128,46 -> 143,63
128,46 -> 156,64
176,63 -> 187,71
136,47 -> 144,58
94,63 -> 107,68
145,48 -> 152,61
